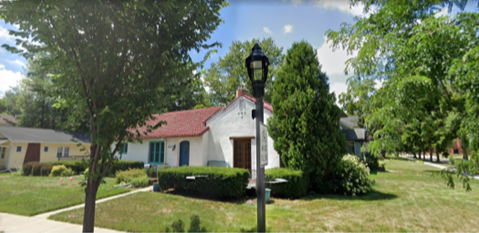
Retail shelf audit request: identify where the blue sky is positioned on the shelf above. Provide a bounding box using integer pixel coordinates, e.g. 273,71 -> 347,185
1,1 -> 476,99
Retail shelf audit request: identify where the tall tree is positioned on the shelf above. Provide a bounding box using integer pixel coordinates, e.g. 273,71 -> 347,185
267,41 -> 347,192
203,38 -> 283,105
0,1 -> 227,231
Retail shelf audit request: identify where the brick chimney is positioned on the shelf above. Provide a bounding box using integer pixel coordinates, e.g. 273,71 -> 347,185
236,88 -> 244,98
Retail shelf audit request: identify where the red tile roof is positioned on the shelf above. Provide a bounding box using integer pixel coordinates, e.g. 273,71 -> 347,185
136,106 -> 223,139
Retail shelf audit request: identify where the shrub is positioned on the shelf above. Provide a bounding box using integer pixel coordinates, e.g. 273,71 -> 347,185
22,162 -> 35,176
365,152 -> 379,171
50,165 -> 68,177
115,169 -> 147,184
265,168 -> 309,199
61,168 -> 76,177
337,154 -> 372,196
23,162 -> 53,176
158,166 -> 250,199
110,161 -> 144,175
48,160 -> 144,175
48,161 -> 88,174
130,176 -> 150,187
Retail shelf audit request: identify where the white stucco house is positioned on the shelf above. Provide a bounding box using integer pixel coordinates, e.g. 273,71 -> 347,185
117,89 -> 280,174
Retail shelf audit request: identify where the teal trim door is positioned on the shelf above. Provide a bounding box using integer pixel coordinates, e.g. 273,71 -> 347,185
179,141 -> 190,166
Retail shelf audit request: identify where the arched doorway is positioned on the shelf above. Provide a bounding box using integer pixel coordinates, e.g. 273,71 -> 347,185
179,141 -> 190,166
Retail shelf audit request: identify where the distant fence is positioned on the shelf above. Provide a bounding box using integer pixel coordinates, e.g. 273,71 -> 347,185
58,155 -> 90,161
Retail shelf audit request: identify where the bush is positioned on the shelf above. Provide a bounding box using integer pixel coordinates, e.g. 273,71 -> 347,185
50,165 -> 68,177
158,166 -> 249,199
337,154 -> 372,196
61,168 -> 76,177
22,162 -> 35,176
110,161 -> 144,175
115,169 -> 147,184
48,160 -> 144,175
365,152 -> 379,171
265,168 -> 309,199
130,176 -> 150,188
22,162 -> 53,176
48,161 -> 88,174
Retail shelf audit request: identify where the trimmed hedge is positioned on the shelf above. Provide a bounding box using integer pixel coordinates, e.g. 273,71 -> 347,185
265,168 -> 309,199
158,166 -> 250,199
22,162 -> 53,176
48,160 -> 144,175
115,169 -> 147,184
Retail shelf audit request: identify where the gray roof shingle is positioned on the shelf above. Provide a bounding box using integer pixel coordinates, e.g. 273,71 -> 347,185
0,126 -> 90,144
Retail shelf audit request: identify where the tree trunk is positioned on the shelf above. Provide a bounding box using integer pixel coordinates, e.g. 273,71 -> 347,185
429,147 -> 433,162
82,178 -> 100,232
461,136 -> 468,160
436,150 -> 440,163
422,151 -> 426,161
412,152 -> 417,159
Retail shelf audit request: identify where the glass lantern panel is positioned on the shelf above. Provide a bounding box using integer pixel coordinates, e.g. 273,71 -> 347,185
250,60 -> 262,69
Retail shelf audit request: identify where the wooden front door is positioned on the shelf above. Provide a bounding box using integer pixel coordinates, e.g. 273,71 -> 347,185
234,139 -> 252,173
23,143 -> 40,164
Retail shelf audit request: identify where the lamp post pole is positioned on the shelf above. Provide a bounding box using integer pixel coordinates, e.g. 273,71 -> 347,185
246,43 -> 269,233
255,82 -> 266,233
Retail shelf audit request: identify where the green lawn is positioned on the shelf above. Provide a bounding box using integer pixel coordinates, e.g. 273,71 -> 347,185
50,160 -> 479,232
0,176 -> 129,216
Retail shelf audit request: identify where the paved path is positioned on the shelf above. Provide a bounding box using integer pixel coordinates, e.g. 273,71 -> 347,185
400,154 -> 479,180
0,186 -> 152,233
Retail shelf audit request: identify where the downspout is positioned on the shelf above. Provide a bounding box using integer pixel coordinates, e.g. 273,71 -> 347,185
6,142 -> 13,172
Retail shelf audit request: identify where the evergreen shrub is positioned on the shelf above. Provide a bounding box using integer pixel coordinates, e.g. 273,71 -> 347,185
158,166 -> 249,199
265,168 -> 309,199
50,165 -> 68,177
115,168 -> 147,184
22,162 -> 53,176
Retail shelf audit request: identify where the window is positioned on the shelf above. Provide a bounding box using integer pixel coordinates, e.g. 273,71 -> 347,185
16,146 -> 22,152
149,141 -> 164,164
121,143 -> 128,154
0,147 -> 6,159
57,147 -> 70,158
44,146 -> 49,152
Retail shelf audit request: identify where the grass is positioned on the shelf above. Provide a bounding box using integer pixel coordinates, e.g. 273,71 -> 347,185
50,160 -> 479,232
0,175 -> 129,216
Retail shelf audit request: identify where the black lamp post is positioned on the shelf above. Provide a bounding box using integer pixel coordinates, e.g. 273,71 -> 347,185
245,43 -> 269,233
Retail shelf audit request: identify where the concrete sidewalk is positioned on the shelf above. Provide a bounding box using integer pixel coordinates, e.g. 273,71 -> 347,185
0,213 -> 121,233
0,186 -> 152,233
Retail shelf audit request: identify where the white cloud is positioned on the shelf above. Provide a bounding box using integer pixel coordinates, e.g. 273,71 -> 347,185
313,0 -> 368,16
316,36 -> 356,76
5,59 -> 25,67
263,27 -> 273,34
330,82 -> 348,104
283,24 -> 293,34
0,64 -> 24,97
0,26 -> 14,42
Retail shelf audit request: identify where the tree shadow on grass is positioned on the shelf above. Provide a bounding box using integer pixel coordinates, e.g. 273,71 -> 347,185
164,215 -> 207,232
163,189 -> 248,204
301,189 -> 397,202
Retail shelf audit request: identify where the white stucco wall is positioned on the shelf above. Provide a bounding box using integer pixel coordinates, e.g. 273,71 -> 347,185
115,136 -> 204,167
206,96 -> 280,170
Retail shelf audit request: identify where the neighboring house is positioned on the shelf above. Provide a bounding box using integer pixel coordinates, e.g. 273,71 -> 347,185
0,126 -> 91,171
340,115 -> 366,157
117,89 -> 280,174
0,114 -> 17,127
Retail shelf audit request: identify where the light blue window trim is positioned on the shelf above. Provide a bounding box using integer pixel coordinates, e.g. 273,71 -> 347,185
121,143 -> 128,154
148,141 -> 164,164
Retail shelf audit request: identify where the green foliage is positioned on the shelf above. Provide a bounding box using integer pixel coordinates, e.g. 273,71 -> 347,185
110,161 -> 144,175
61,168 -> 76,177
129,176 -> 150,188
50,165 -> 68,177
48,161 -> 88,174
203,38 -> 283,105
115,169 -> 147,184
337,155 -> 372,196
158,166 -> 249,199
265,168 -> 309,199
0,0 -> 227,229
23,162 -> 52,176
267,41 -> 347,191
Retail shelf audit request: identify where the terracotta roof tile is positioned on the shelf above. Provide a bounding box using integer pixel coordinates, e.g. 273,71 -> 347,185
136,106 -> 223,138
